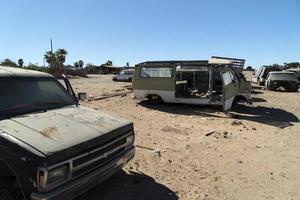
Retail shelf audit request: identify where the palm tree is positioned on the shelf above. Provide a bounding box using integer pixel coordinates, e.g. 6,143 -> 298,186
105,60 -> 113,66
44,51 -> 56,67
18,58 -> 24,68
74,62 -> 79,68
78,60 -> 84,68
56,49 -> 68,65
44,49 -> 68,75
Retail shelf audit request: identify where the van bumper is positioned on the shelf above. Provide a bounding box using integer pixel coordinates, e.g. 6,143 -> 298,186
31,147 -> 135,200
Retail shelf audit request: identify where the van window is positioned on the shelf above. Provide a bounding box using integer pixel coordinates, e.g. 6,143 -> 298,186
140,67 -> 173,78
222,71 -> 235,85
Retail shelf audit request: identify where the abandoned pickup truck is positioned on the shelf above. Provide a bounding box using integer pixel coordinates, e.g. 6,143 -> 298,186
133,57 -> 252,110
0,66 -> 135,200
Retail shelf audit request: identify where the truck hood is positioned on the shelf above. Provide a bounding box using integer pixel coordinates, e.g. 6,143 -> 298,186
0,106 -> 132,162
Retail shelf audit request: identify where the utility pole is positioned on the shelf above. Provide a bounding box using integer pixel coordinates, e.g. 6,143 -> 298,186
50,38 -> 53,52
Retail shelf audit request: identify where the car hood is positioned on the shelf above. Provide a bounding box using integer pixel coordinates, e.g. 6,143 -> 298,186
0,106 -> 132,161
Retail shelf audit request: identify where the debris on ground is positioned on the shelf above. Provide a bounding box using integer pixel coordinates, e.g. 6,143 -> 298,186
161,126 -> 182,133
227,113 -> 240,119
205,131 -> 232,139
205,131 -> 216,136
223,131 -> 232,139
153,148 -> 161,157
123,85 -> 133,91
89,91 -> 132,101
231,120 -> 243,126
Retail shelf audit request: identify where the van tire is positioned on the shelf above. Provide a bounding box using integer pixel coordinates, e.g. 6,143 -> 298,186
128,78 -> 132,82
147,95 -> 162,105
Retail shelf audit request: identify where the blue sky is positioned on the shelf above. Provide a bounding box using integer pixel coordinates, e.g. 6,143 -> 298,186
0,0 -> 299,68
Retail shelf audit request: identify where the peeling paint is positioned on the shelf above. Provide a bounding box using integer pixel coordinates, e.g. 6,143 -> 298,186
40,127 -> 59,140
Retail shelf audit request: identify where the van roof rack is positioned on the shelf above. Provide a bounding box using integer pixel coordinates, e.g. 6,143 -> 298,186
137,56 -> 246,70
137,60 -> 209,66
211,56 -> 245,70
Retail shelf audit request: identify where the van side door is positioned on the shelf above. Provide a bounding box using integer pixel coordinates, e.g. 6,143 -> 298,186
221,70 -> 239,110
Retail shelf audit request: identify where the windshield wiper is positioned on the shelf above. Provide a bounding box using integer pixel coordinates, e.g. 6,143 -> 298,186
33,101 -> 67,109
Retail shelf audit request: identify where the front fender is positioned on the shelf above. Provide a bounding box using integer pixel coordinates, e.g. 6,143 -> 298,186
0,133 -> 46,200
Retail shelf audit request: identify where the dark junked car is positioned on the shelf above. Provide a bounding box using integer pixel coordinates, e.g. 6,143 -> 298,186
252,66 -> 281,86
0,66 -> 135,200
112,69 -> 134,82
265,71 -> 299,92
287,68 -> 300,82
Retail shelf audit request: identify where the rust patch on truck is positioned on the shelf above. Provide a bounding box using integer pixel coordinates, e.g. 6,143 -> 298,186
40,127 -> 59,140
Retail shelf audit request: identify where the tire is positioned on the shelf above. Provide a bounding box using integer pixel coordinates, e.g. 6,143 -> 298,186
0,179 -> 23,200
147,95 -> 162,105
128,78 -> 132,82
267,82 -> 277,91
0,188 -> 15,200
286,83 -> 299,92
258,79 -> 264,86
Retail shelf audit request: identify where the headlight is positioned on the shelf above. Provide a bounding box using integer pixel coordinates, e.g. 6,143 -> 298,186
126,134 -> 134,147
47,165 -> 69,185
37,163 -> 71,191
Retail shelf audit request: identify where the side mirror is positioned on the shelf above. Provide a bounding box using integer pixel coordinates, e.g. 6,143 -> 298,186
78,92 -> 87,101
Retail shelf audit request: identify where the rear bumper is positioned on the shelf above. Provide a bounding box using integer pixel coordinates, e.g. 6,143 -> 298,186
31,147 -> 135,200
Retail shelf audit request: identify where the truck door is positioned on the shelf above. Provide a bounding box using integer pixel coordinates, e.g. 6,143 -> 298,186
221,70 -> 239,110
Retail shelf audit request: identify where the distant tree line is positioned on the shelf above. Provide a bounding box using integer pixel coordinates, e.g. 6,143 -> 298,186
0,58 -> 50,73
260,62 -> 300,69
0,50 -> 130,76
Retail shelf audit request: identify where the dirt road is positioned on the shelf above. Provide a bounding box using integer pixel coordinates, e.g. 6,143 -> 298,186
73,75 -> 300,200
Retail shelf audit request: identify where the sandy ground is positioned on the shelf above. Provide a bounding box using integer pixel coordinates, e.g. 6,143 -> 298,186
72,74 -> 300,200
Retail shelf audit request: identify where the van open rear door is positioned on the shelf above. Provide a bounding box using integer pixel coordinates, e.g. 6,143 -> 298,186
220,70 -> 239,110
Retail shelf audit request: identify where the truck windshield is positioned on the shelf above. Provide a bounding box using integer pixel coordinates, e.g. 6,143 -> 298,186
0,77 -> 76,117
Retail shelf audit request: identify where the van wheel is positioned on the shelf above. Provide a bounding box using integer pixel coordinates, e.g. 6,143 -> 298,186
147,95 -> 162,104
128,78 -> 132,82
